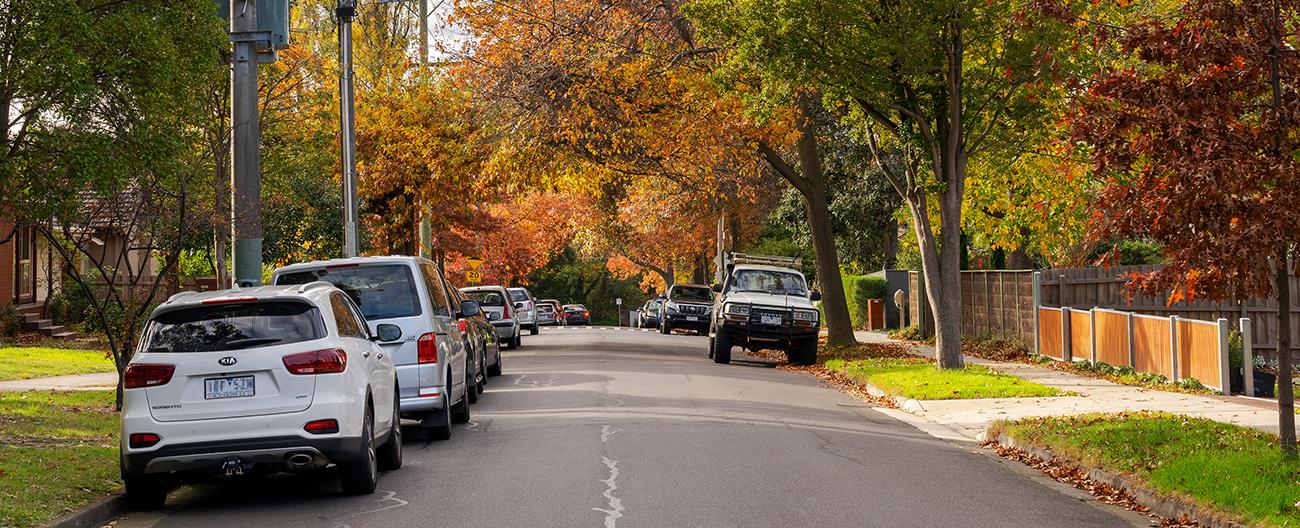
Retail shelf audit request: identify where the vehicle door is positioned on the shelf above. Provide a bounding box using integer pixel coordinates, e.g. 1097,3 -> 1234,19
336,292 -> 394,432
419,262 -> 465,394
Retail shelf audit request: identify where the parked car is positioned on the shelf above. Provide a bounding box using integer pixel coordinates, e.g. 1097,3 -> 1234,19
540,299 -> 564,325
462,285 -> 522,349
661,283 -> 713,334
639,297 -> 664,328
120,284 -> 402,510
272,256 -> 472,442
508,287 -> 540,335
537,303 -> 560,326
448,287 -> 501,402
563,304 -> 591,326
709,253 -> 822,365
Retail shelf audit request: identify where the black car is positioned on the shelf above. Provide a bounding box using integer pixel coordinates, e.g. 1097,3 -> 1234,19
448,287 -> 502,403
660,284 -> 712,334
639,298 -> 664,328
563,304 -> 591,325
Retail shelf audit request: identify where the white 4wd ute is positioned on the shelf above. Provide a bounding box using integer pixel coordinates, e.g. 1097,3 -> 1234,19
709,254 -> 822,365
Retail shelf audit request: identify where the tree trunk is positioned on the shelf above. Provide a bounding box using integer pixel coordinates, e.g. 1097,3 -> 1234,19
805,188 -> 854,345
661,263 -> 675,291
882,217 -> 899,271
1276,244 -> 1296,459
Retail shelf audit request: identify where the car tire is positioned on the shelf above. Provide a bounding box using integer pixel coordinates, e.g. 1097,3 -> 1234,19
660,321 -> 671,335
488,349 -> 502,377
377,390 -> 402,471
451,379 -> 472,424
425,382 -> 453,441
712,330 -> 732,364
340,404 -> 378,495
707,336 -> 715,359
124,476 -> 168,511
791,338 -> 818,366
467,361 -> 480,404
530,324 -> 539,336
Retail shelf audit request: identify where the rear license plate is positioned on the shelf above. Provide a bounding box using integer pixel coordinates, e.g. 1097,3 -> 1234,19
205,376 -> 255,400
760,315 -> 782,325
685,316 -> 698,322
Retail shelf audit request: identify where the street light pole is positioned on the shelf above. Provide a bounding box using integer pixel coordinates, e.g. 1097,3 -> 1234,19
417,0 -> 433,259
338,0 -> 359,258
230,0 -> 264,286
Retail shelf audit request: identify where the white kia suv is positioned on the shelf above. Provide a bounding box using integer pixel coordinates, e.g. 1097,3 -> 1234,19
120,283 -> 401,510
273,256 -> 472,440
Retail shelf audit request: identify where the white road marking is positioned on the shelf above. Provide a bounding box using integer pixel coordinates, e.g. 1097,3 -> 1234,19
357,490 -> 409,514
599,424 -> 622,442
592,457 -> 625,528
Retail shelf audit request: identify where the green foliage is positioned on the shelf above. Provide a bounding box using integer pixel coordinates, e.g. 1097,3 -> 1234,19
841,274 -> 888,328
1087,239 -> 1165,266
889,324 -> 926,342
825,357 -> 1063,400
1229,328 -> 1244,370
0,348 -> 114,382
0,305 -> 22,337
996,412 -> 1300,527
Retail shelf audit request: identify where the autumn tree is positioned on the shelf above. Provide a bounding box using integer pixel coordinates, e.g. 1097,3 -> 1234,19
690,0 -> 1086,367
1074,0 -> 1298,457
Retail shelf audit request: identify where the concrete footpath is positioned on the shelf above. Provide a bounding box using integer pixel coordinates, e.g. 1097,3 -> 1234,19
0,372 -> 117,392
853,330 -> 1282,439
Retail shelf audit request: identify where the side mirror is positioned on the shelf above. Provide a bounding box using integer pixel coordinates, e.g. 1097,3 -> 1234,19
488,311 -> 503,321
711,284 -> 723,293
514,301 -> 525,309
460,299 -> 481,318
809,291 -> 822,301
373,323 -> 402,342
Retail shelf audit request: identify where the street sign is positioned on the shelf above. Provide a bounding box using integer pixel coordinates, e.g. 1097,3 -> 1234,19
466,270 -> 482,284
615,298 -> 622,305
466,257 -> 485,270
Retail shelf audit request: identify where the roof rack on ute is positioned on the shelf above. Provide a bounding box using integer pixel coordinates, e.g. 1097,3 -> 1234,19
726,252 -> 802,270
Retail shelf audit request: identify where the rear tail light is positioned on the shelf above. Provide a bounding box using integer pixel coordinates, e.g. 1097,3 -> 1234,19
304,419 -> 339,434
200,296 -> 257,305
583,311 -> 590,317
124,364 -> 175,389
503,302 -> 512,319
283,349 -> 348,375
129,433 -> 161,448
458,320 -> 468,333
418,332 -> 438,364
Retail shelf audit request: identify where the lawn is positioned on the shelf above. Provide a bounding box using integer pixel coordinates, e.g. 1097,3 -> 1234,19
0,390 -> 120,528
0,347 -> 115,382
824,357 -> 1063,400
993,412 -> 1300,528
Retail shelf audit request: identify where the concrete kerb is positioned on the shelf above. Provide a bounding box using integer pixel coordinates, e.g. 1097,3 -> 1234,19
40,491 -> 124,528
857,378 -> 927,413
988,432 -> 1247,528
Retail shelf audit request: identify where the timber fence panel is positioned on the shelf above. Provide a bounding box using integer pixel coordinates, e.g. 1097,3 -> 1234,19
1178,318 -> 1223,389
1039,308 -> 1063,360
1094,309 -> 1132,367
1133,314 -> 1174,378
1070,309 -> 1093,362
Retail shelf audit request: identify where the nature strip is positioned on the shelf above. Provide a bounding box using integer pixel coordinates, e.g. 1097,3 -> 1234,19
746,349 -> 899,409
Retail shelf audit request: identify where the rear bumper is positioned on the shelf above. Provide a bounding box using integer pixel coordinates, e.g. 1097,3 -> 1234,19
493,321 -> 518,339
399,392 -> 447,415
122,435 -> 364,479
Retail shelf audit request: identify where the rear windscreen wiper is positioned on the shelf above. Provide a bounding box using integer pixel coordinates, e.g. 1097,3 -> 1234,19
223,337 -> 283,349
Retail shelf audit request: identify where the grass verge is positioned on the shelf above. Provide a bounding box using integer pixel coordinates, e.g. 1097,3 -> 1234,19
814,340 -> 1062,400
0,390 -> 120,528
0,347 -> 115,382
992,412 -> 1300,527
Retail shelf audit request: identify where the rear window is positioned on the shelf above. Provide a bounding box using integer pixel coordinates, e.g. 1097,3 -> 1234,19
143,301 -> 325,352
277,265 -> 422,320
508,289 -> 529,302
465,290 -> 506,307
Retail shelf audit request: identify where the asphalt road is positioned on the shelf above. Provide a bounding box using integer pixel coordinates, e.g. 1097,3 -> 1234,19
117,326 -> 1143,528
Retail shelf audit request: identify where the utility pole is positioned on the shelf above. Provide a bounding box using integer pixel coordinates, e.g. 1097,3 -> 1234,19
338,0 -> 359,257
230,0 -> 267,287
418,0 -> 433,259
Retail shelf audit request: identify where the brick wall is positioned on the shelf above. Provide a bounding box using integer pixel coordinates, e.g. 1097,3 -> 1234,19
0,220 -> 14,305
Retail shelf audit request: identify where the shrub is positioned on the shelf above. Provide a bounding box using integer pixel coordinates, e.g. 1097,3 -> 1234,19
842,274 -> 889,328
0,304 -> 23,336
889,324 -> 923,341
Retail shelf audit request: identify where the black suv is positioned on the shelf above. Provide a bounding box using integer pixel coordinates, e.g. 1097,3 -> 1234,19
660,284 -> 713,334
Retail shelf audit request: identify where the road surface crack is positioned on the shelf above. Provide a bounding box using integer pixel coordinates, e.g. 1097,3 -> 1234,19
592,456 -> 624,528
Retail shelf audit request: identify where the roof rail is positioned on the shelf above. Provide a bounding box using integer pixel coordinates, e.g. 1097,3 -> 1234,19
726,252 -> 802,270
297,281 -> 334,294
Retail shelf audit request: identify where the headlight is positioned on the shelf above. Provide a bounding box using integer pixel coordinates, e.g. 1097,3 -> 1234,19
725,304 -> 750,316
792,309 -> 818,322
665,302 -> 679,313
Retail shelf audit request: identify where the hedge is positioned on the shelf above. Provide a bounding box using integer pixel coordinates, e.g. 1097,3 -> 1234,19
841,273 -> 888,328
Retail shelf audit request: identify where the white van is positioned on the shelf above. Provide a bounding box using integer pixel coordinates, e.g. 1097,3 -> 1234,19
273,256 -> 473,440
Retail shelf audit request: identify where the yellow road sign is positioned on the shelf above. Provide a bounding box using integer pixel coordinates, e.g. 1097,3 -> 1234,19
466,257 -> 485,270
466,270 -> 482,283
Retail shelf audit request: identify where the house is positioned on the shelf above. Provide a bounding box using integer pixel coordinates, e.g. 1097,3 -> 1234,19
0,219 -> 68,337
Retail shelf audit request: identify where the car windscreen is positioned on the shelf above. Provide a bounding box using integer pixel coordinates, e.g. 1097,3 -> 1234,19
143,301 -> 325,352
465,290 -> 506,307
508,289 -> 529,302
671,286 -> 713,302
730,269 -> 808,295
276,265 -> 422,320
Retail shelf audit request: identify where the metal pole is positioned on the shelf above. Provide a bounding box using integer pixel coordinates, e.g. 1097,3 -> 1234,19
231,0 -> 263,287
339,0 -> 359,258
417,0 -> 432,258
